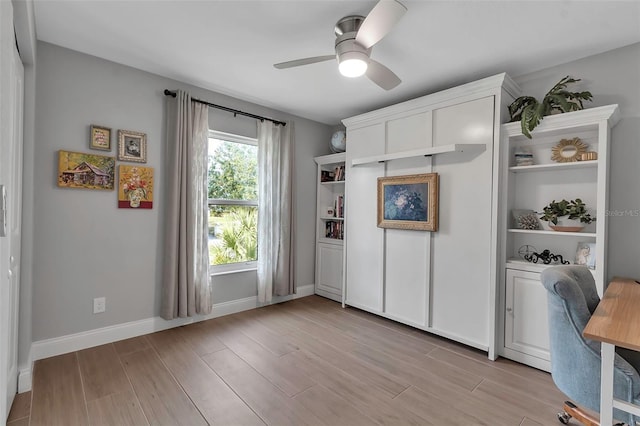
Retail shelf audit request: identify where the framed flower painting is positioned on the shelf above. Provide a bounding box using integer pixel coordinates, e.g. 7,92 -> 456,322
118,165 -> 154,209
377,173 -> 439,231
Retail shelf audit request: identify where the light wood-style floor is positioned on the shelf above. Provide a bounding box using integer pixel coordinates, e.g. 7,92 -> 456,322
8,295 -> 573,426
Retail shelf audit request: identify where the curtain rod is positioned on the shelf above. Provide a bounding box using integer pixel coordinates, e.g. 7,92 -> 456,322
163,90 -> 286,127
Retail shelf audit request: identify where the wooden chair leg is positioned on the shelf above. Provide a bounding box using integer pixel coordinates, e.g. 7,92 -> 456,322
560,401 -> 600,426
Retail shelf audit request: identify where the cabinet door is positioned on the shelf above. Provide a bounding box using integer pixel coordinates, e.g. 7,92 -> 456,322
504,269 -> 550,361
345,124 -> 385,312
430,96 -> 495,346
316,243 -> 343,300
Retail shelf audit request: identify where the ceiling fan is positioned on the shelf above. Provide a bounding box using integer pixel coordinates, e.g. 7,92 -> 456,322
273,0 -> 407,90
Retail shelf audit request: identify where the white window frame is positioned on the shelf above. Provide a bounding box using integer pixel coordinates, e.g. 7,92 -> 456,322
208,130 -> 258,276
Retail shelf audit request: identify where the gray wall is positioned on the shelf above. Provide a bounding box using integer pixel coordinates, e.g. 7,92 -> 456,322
30,42 -> 332,342
25,38 -> 640,355
514,42 -> 640,280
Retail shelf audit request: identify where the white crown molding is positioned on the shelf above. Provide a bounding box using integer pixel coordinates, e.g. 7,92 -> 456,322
314,152 -> 346,165
18,285 -> 315,392
503,104 -> 620,137
342,73 -> 519,129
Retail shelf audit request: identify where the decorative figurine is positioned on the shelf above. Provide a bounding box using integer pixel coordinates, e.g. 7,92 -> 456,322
524,249 -> 570,265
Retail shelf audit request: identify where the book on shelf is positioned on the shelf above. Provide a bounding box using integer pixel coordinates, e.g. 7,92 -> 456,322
334,195 -> 344,218
325,220 -> 344,240
320,170 -> 335,182
320,166 -> 345,182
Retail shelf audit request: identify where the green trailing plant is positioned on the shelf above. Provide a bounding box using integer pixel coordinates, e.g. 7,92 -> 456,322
508,76 -> 593,138
539,198 -> 595,225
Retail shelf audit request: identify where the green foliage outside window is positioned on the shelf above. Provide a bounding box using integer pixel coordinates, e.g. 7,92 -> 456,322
209,207 -> 257,265
208,141 -> 257,202
208,139 -> 258,266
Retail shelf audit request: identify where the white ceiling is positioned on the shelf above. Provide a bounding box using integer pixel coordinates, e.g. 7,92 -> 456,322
33,0 -> 640,125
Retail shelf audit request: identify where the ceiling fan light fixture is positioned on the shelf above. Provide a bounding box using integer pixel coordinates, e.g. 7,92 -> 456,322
338,51 -> 369,78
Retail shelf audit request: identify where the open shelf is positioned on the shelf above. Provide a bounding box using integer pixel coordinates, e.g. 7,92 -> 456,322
321,216 -> 344,221
509,160 -> 597,173
318,237 -> 343,245
507,228 -> 596,238
320,180 -> 345,185
351,143 -> 486,166
506,258 -> 597,275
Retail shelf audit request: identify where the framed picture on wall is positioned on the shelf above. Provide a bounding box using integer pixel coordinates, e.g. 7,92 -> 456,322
118,129 -> 147,163
118,165 -> 154,209
57,150 -> 115,190
377,173 -> 439,231
89,125 -> 111,151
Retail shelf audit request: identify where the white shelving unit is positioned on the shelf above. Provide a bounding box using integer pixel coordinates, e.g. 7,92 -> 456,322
313,153 -> 346,303
350,143 -> 486,166
507,229 -> 597,237
508,160 -> 597,173
497,105 -> 620,372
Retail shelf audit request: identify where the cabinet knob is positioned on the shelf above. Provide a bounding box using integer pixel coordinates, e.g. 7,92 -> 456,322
506,307 -> 513,312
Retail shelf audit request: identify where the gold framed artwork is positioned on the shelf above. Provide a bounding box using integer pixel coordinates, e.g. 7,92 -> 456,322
90,125 -> 111,151
377,173 -> 439,231
118,129 -> 147,163
551,137 -> 587,163
57,150 -> 115,190
118,165 -> 154,209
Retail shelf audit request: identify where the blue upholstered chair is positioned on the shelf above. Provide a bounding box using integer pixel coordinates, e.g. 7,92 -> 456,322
541,265 -> 640,425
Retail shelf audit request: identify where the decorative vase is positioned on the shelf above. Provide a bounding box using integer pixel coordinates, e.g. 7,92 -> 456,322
127,188 -> 144,208
549,217 -> 584,232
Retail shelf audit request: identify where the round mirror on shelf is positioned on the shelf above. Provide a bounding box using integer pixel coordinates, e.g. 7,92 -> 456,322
551,137 -> 588,162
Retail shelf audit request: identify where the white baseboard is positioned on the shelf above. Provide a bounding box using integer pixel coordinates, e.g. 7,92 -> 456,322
18,284 -> 314,392
18,367 -> 31,394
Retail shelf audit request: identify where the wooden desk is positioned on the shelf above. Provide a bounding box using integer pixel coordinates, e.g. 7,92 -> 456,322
583,277 -> 640,425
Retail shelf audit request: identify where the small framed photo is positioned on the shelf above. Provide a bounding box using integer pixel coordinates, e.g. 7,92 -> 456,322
377,173 -> 439,231
575,241 -> 596,269
90,125 -> 111,151
118,129 -> 147,163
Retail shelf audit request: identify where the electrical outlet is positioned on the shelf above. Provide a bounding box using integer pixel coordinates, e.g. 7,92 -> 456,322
93,297 -> 106,314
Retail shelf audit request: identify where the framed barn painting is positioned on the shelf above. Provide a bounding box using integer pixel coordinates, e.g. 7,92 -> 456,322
377,173 -> 439,231
118,165 -> 154,209
57,150 -> 115,190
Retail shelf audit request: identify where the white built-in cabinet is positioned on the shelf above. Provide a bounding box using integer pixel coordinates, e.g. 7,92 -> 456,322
498,105 -> 620,371
342,74 -> 519,357
504,269 -> 551,369
313,153 -> 346,302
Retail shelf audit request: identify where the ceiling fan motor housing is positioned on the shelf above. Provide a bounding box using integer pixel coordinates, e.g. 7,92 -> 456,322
334,15 -> 371,65
334,15 -> 365,36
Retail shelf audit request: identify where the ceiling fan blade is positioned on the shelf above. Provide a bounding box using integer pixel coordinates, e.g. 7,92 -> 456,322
366,59 -> 401,90
356,0 -> 407,49
274,55 -> 335,69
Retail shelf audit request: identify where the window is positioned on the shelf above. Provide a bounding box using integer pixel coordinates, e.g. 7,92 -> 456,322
207,130 -> 258,273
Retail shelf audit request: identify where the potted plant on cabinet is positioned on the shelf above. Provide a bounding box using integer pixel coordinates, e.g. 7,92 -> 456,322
508,76 -> 593,138
539,198 -> 595,232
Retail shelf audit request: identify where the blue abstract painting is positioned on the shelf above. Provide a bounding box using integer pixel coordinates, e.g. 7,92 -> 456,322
383,183 -> 428,221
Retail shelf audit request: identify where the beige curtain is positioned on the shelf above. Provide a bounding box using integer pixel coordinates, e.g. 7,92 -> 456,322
257,120 -> 295,303
161,90 -> 211,319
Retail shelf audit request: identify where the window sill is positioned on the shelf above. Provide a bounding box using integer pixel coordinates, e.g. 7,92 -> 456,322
210,264 -> 257,277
